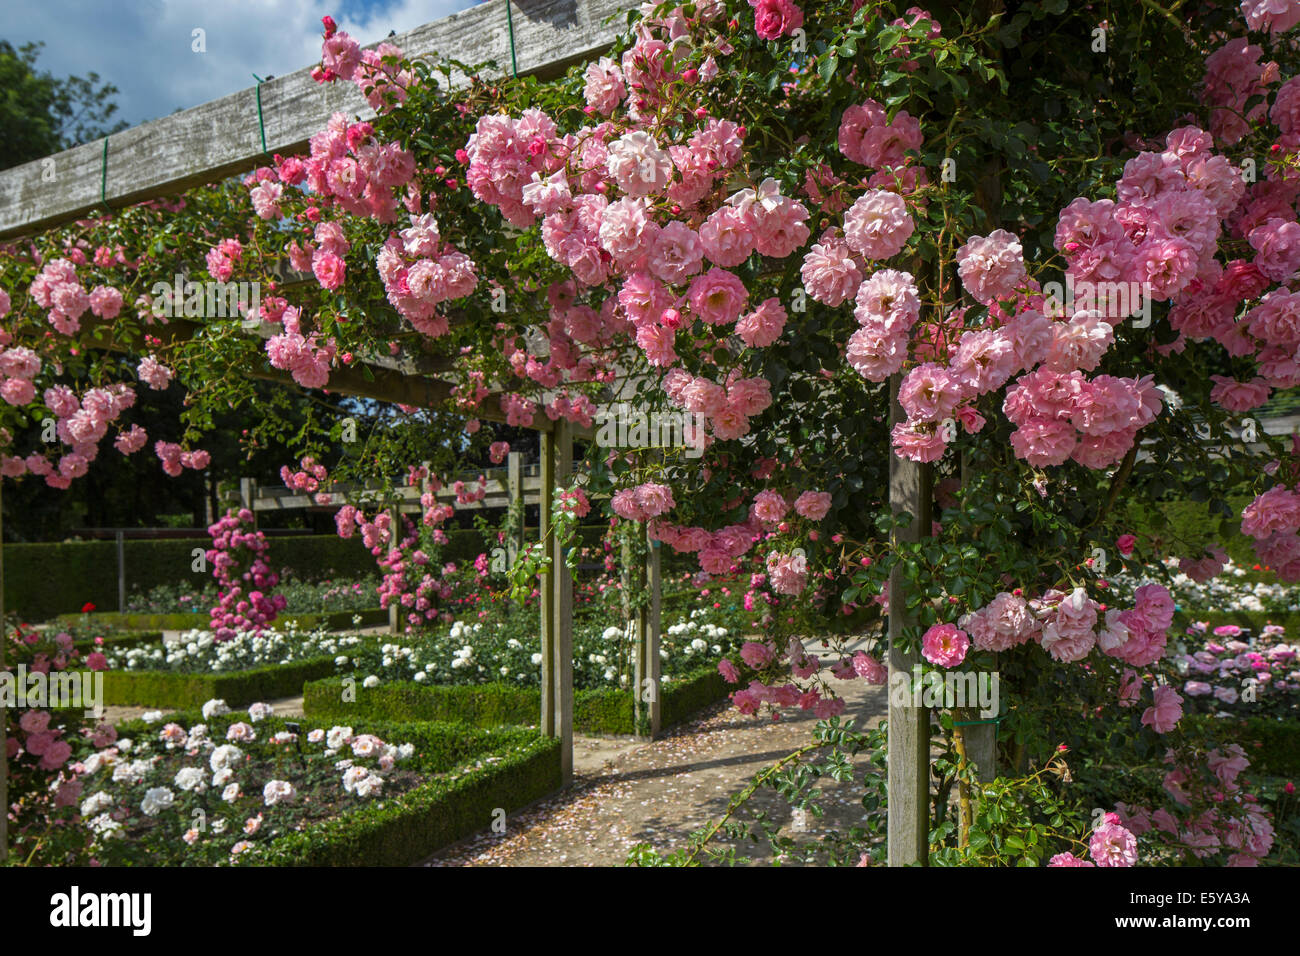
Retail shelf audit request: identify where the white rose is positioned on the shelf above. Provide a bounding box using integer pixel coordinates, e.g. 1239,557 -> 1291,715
263,780 -> 295,806
201,699 -> 231,719
174,767 -> 206,792
210,744 -> 242,772
140,787 -> 174,816
80,791 -> 113,817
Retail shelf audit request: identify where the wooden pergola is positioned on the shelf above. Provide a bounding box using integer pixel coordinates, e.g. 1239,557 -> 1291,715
0,0 -> 950,867
0,0 -> 661,795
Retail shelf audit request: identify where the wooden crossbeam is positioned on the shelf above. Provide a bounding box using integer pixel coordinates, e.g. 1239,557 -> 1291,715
0,0 -> 629,239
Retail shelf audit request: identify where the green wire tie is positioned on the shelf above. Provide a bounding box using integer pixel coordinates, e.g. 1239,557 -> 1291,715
953,716 -> 1003,726
504,0 -> 519,77
252,74 -> 269,154
99,137 -> 109,209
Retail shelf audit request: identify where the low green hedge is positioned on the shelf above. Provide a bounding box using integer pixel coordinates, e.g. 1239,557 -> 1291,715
110,712 -> 562,866
56,607 -> 388,632
256,726 -> 560,866
302,663 -> 731,736
1231,717 -> 1300,778
70,630 -> 164,652
6,534 -> 382,621
103,656 -> 339,709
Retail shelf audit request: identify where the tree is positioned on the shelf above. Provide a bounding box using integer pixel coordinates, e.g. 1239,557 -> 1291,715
0,39 -> 128,170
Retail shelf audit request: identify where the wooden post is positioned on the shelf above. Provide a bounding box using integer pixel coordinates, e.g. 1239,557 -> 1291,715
507,451 -> 524,563
646,533 -> 662,737
633,526 -> 663,738
388,503 -> 401,636
0,479 -> 7,864
632,525 -> 648,737
539,429 -> 556,743
240,478 -> 257,527
552,420 -> 574,785
116,530 -> 126,613
887,372 -> 932,867
959,451 -> 997,783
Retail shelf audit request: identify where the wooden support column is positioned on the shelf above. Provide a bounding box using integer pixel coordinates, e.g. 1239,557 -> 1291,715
240,478 -> 258,526
388,503 -> 401,636
551,420 -> 575,785
637,531 -> 662,738
507,451 -> 524,563
632,525 -> 648,738
539,429 -> 557,744
887,372 -> 932,867
116,530 -> 126,613
958,450 -> 997,783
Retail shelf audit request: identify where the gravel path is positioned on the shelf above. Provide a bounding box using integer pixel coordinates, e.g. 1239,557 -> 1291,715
421,674 -> 887,867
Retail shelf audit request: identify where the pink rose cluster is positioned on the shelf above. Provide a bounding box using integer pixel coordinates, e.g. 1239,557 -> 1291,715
611,482 -> 675,521
1113,745 -> 1275,865
363,510 -> 457,630
154,441 -> 210,478
1179,626 -> 1299,705
375,212 -> 479,334
1002,366 -> 1162,470
1047,812 -> 1138,867
837,98 -> 923,170
265,306 -> 338,389
663,367 -> 773,443
29,257 -> 124,335
1241,0 -> 1300,37
205,509 -> 287,641
314,19 -> 413,113
281,455 -> 329,494
246,109 -> 416,231
1,379 -> 141,489
1240,481 -> 1300,580
1179,546 -> 1229,583
957,583 -> 1174,671
722,637 -> 884,719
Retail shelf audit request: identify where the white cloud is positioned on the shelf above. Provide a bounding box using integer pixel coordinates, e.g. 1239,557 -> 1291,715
6,0 -> 477,129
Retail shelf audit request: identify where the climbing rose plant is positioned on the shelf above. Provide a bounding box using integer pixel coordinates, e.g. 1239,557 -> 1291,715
2,0 -> 1300,865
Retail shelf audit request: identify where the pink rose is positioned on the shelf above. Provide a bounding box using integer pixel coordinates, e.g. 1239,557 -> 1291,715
921,623 -> 969,668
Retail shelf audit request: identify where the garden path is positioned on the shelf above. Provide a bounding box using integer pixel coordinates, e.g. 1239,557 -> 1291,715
420,638 -> 888,867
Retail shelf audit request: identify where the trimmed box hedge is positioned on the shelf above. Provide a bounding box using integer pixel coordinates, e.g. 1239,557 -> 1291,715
6,534 -> 381,621
111,712 -> 562,866
302,663 -> 732,736
103,655 -> 339,709
8,524 -> 604,622
57,607 -> 388,632
70,630 -> 164,653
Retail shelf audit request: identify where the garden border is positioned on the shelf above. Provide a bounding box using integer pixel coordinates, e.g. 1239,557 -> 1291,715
103,656 -> 339,709
301,663 -> 732,738
111,712 -> 562,866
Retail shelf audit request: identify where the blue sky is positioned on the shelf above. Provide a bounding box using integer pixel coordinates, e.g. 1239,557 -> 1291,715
3,0 -> 481,130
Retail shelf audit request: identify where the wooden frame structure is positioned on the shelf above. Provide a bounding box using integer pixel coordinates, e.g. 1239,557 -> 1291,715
0,0 -> 940,864
0,1 -> 660,796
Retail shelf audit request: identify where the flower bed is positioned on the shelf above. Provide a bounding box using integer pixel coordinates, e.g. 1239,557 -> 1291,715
302,663 -> 731,737
57,607 -> 388,632
82,705 -> 560,866
342,606 -> 743,691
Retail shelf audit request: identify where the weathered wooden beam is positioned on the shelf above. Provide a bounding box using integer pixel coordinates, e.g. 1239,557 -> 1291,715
0,0 -> 630,239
